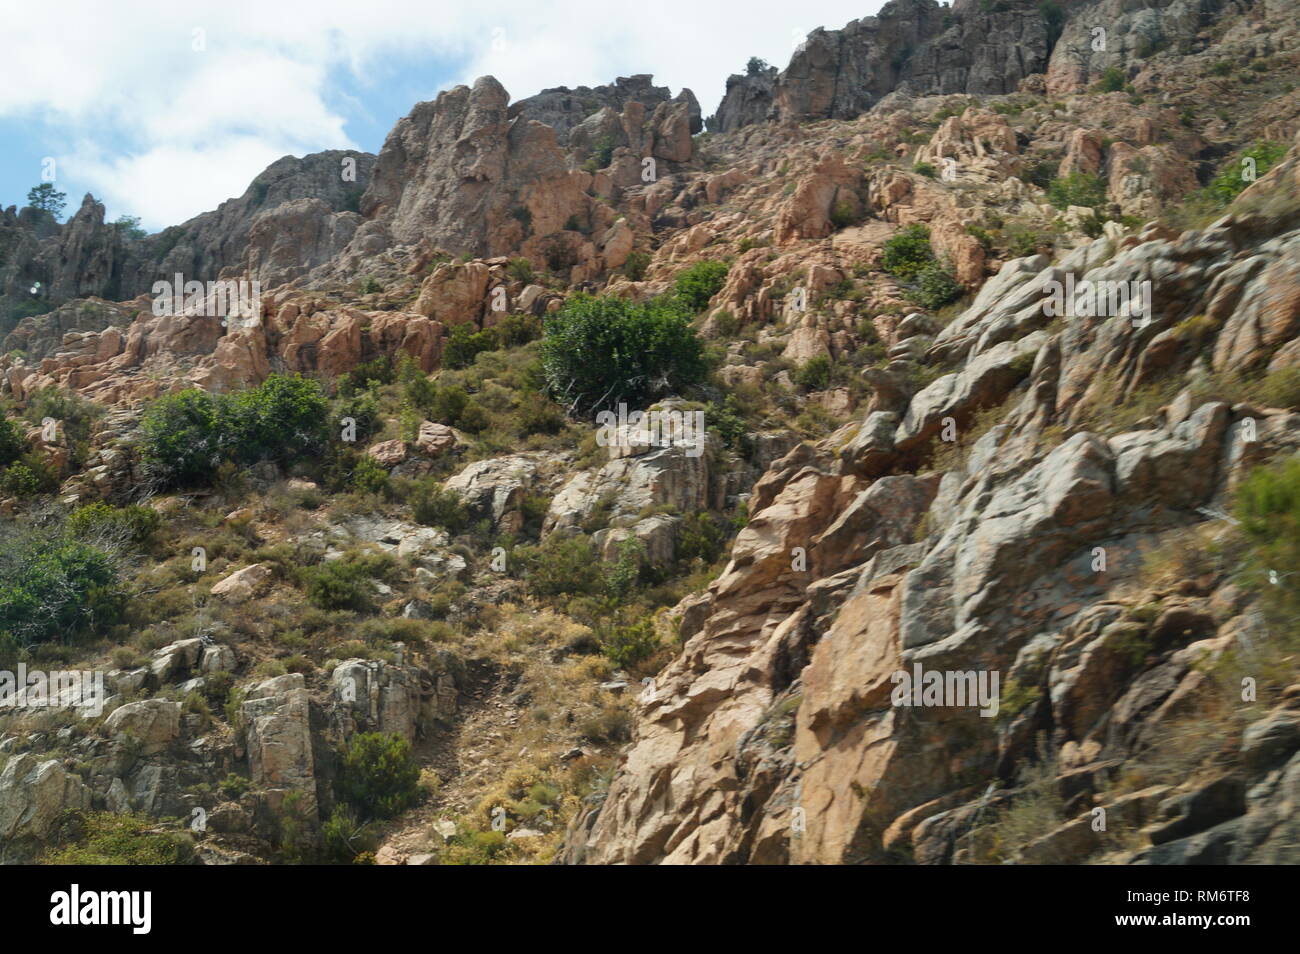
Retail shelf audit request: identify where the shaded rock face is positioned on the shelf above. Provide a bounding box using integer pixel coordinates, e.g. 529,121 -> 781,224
708,66 -> 779,133
760,0 -> 1053,127
511,74 -> 703,141
1044,0 -> 1223,96
0,150 -> 375,332
147,149 -> 377,287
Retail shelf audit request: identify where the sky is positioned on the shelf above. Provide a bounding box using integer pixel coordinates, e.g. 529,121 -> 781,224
0,0 -> 888,232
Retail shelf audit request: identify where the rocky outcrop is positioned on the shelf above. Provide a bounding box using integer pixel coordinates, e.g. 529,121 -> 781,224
511,74 -> 702,142
563,137 -> 1300,863
0,755 -> 92,845
749,0 -> 1054,129
0,150 -> 374,332
357,77 -> 595,261
708,65 -> 778,133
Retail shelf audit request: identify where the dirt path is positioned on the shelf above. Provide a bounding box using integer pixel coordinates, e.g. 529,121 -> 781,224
376,659 -> 522,860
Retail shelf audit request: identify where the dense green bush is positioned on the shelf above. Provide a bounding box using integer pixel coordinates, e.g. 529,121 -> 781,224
139,389 -> 221,486
676,511 -> 730,566
67,502 -> 161,545
337,732 -> 422,820
541,294 -> 706,414
0,530 -> 121,649
598,617 -> 658,668
673,260 -> 730,312
428,384 -> 490,433
880,225 -> 963,309
224,373 -> 330,465
0,417 -> 27,467
1095,66 -> 1125,92
0,457 -> 57,497
410,481 -> 469,533
1046,172 -> 1107,211
302,552 -> 392,611
140,374 -> 329,488
515,533 -> 602,598
351,455 -> 389,494
443,324 -> 499,370
913,262 -> 964,309
794,355 -> 832,391
43,812 -> 194,865
881,225 -> 937,282
1206,141 -> 1287,204
623,250 -> 650,281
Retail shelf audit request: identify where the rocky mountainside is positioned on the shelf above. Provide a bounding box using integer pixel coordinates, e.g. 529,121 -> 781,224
1,0 -> 1298,866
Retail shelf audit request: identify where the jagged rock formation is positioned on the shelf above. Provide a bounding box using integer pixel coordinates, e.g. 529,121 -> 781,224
1,0 -> 1299,867
708,64 -> 778,133
561,136 -> 1300,864
713,0 -> 1054,130
511,74 -> 703,141
0,150 -> 375,333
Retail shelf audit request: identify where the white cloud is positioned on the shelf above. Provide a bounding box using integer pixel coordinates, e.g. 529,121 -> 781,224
1,0 -> 884,227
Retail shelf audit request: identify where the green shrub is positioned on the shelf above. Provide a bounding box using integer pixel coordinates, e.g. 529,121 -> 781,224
43,812 -> 194,865
302,554 -> 389,611
337,732 -> 422,820
322,805 -> 376,863
1095,66 -> 1125,92
913,162 -> 937,178
1257,368 -> 1300,409
0,530 -> 121,648
141,374 -> 328,488
1006,227 -> 1045,257
540,294 -> 706,414
881,225 -> 963,308
1046,171 -> 1106,210
881,225 -> 936,282
410,481 -> 468,533
351,455 -> 389,494
676,511 -> 729,565
1206,141 -> 1287,204
912,262 -> 964,309
22,386 -> 100,450
515,395 -> 566,436
0,459 -> 55,497
605,537 -> 645,601
67,502 -> 161,545
515,533 -> 602,598
0,417 -> 27,467
1235,455 -> 1300,608
441,827 -> 508,865
443,324 -> 499,370
673,260 -> 730,312
599,617 -> 658,668
830,199 -> 860,228
337,356 -> 394,396
623,250 -> 651,281
506,258 -> 534,283
138,388 -> 222,486
794,355 -> 832,391
225,373 -> 330,465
